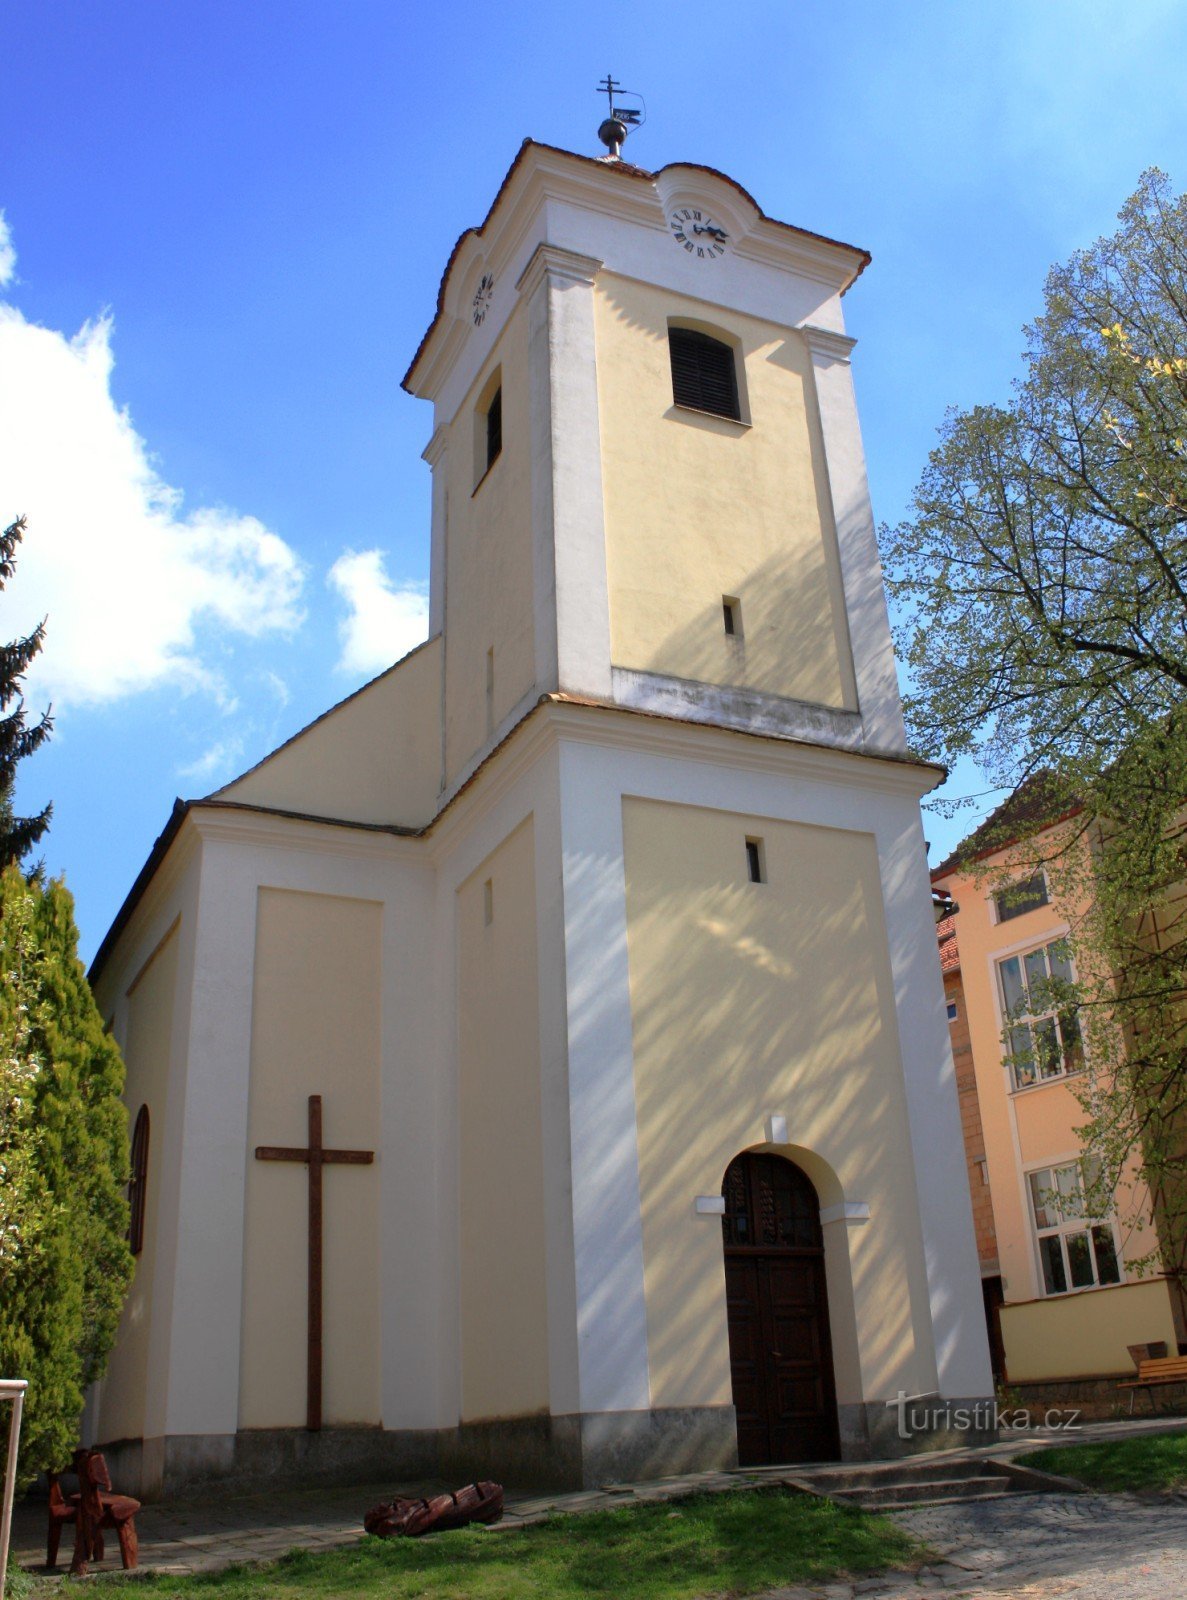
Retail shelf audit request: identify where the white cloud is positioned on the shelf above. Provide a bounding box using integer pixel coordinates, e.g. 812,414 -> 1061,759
0,242 -> 305,709
327,549 -> 428,676
0,214 -> 15,288
178,735 -> 245,784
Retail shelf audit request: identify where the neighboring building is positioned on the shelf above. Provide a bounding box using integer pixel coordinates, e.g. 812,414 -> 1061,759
934,796 -> 1184,1389
937,914 -> 1005,1379
86,135 -> 992,1498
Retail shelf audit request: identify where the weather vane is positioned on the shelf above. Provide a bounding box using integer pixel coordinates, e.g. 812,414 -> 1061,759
596,74 -> 646,159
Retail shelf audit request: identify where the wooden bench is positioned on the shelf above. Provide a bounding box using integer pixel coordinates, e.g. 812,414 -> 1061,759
1118,1355 -> 1187,1413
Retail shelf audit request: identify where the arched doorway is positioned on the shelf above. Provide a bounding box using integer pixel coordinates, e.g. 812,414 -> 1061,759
721,1152 -> 840,1464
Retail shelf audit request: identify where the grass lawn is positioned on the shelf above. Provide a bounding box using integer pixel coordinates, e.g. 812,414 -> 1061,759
18,1488 -> 923,1600
1023,1429 -> 1187,1493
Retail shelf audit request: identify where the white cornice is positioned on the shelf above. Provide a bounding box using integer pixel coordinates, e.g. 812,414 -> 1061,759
799,324 -> 858,364
422,425 -> 448,468
516,243 -> 603,300
189,805 -> 426,866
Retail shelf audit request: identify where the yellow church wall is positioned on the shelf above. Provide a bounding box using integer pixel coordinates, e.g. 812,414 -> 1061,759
622,798 -> 932,1412
239,888 -> 383,1429
219,635 -> 442,827
456,818 -> 551,1421
593,276 -> 857,712
96,921 -> 180,1444
1001,1278 -> 1179,1381
443,305 -> 537,787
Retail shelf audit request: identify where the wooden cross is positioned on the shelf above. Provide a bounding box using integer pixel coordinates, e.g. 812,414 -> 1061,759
254,1094 -> 374,1432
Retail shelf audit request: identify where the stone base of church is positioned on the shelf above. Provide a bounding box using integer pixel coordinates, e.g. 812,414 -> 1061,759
838,1396 -> 998,1460
97,1425 -> 441,1502
439,1405 -> 740,1491
97,1398 -> 997,1500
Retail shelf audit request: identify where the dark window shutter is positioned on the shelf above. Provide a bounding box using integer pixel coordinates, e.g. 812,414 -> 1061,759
486,387 -> 502,470
668,328 -> 740,420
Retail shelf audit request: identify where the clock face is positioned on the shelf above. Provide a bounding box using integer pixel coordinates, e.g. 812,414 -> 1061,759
472,273 -> 494,325
668,207 -> 729,259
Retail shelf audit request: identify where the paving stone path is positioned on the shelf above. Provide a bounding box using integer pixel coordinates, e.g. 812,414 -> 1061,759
752,1489 -> 1187,1599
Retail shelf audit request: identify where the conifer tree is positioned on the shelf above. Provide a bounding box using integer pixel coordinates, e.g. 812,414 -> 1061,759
0,867 -> 132,1481
0,516 -> 52,869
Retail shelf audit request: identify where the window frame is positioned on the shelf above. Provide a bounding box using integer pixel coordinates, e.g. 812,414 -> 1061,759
1026,1158 -> 1124,1296
472,367 -> 504,491
990,869 -> 1049,924
995,934 -> 1084,1091
666,321 -> 748,425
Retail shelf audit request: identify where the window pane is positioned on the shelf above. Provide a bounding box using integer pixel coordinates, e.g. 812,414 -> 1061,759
1034,1017 -> 1062,1078
1011,1025 -> 1036,1086
1024,947 -> 1050,1004
999,955 -> 1025,1016
1060,1010 -> 1084,1072
1055,1165 -> 1083,1217
1067,1230 -> 1095,1288
1030,1169 -> 1056,1229
1092,1226 -> 1121,1285
1048,941 -> 1074,987
1039,1234 -> 1068,1293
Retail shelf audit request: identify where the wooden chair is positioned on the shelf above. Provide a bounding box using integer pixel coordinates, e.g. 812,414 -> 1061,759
67,1449 -> 140,1575
45,1472 -> 78,1569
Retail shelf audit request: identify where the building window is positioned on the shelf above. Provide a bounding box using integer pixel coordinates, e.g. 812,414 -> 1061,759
128,1104 -> 150,1256
946,999 -> 959,1023
669,327 -> 740,421
998,938 -> 1083,1089
474,370 -> 503,487
722,596 -> 742,637
993,871 -> 1049,923
485,386 -> 502,470
745,837 -> 766,884
1028,1161 -> 1122,1294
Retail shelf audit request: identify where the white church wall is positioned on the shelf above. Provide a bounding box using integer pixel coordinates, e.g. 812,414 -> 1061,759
456,818 -> 551,1421
548,702 -> 993,1416
593,274 -> 858,716
441,301 -> 537,788
216,634 -> 443,827
95,918 -> 181,1444
238,887 -> 383,1428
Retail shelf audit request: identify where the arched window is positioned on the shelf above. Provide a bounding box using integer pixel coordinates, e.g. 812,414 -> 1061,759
128,1105 -> 150,1256
668,327 -> 741,421
721,1151 -> 821,1248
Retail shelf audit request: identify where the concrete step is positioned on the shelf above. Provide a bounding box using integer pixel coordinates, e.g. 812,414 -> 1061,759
800,1458 -> 995,1493
826,1474 -> 1022,1509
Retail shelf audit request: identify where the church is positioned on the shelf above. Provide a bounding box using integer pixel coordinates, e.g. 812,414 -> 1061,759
86,130 -> 993,1498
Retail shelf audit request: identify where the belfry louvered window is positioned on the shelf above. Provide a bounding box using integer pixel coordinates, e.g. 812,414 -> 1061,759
668,327 -> 740,421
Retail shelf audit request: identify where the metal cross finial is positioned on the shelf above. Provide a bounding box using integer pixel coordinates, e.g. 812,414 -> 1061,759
597,74 -> 623,116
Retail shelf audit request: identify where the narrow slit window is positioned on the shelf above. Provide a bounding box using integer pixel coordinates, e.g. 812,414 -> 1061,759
128,1104 -> 150,1256
485,647 -> 495,734
745,837 -> 765,884
483,879 -> 494,926
485,386 -> 502,471
669,327 -> 740,421
722,596 -> 741,637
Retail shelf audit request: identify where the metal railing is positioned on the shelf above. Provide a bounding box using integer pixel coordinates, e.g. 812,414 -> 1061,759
0,1381 -> 27,1599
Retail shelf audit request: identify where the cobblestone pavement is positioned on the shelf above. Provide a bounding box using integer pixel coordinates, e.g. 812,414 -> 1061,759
753,1490 -> 1187,1599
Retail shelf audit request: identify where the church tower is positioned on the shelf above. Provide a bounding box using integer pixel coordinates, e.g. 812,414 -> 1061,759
88,134 -> 993,1495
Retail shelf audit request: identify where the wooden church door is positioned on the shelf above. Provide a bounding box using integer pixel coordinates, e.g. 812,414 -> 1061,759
722,1153 -> 840,1464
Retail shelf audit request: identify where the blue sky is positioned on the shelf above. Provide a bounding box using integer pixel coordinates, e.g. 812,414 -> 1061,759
5,0 -> 1187,960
